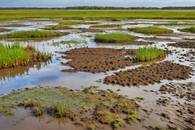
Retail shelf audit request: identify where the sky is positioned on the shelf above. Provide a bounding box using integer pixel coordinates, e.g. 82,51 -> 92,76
0,0 -> 195,8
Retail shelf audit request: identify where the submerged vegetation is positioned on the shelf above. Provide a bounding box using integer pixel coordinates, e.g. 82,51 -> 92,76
178,27 -> 195,33
0,30 -> 66,41
95,33 -> 136,43
0,87 -> 141,129
128,26 -> 173,34
135,47 -> 166,61
0,44 -> 50,69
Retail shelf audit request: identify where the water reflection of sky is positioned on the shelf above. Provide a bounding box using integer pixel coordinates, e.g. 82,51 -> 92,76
0,0 -> 195,7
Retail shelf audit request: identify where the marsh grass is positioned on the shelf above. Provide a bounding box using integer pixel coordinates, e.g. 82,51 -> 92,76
179,27 -> 195,33
136,47 -> 166,61
0,30 -> 66,41
0,87 -> 140,129
1,9 -> 195,20
155,21 -> 195,26
128,26 -> 173,34
43,24 -> 74,30
95,33 -> 136,43
0,44 -> 30,68
0,44 -> 51,69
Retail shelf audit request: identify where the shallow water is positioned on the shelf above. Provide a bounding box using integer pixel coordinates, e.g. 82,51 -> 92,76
0,19 -> 194,130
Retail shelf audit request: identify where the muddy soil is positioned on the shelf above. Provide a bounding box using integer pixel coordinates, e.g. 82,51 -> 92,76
104,61 -> 193,86
160,82 -> 195,101
62,48 -> 135,73
169,42 -> 195,48
154,82 -> 195,130
0,28 -> 11,32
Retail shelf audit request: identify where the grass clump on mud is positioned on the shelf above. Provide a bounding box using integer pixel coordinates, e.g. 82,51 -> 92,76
0,44 -> 50,69
135,47 -> 166,62
128,26 -> 173,35
0,87 -> 140,129
179,27 -> 195,33
95,33 -> 136,44
0,30 -> 66,41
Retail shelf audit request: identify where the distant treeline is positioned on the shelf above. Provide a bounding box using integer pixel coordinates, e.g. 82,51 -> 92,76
0,6 -> 195,10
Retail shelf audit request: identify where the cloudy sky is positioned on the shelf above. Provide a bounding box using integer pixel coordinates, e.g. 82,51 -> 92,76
0,0 -> 195,7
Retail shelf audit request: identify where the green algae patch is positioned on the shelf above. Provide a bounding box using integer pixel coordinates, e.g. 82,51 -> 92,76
0,30 -> 67,41
179,27 -> 195,33
95,33 -> 136,44
0,44 -> 51,69
128,26 -> 173,35
0,87 -> 140,129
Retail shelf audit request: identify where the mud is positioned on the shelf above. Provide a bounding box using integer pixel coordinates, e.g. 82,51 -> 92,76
62,48 -> 135,73
168,42 -> 195,48
155,82 -> 195,130
160,82 -> 195,101
104,61 -> 193,86
0,28 -> 11,32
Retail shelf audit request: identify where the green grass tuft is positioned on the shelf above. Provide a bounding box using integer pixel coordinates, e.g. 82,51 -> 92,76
179,27 -> 195,33
135,47 -> 166,62
95,33 -> 136,43
128,26 -> 173,34
0,44 -> 30,68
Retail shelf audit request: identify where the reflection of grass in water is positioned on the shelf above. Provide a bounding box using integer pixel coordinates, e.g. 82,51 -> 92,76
0,30 -> 66,41
136,47 -> 166,61
128,26 -> 173,34
0,87 -> 141,129
95,33 -> 136,43
179,27 -> 195,33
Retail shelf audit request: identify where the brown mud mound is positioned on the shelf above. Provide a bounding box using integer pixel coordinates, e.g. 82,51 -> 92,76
168,42 -> 195,48
160,82 -> 195,101
156,82 -> 195,130
62,48 -> 135,73
104,61 -> 192,86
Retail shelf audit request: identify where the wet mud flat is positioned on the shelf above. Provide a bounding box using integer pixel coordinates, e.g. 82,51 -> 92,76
104,61 -> 193,86
168,41 -> 195,48
63,48 -> 135,73
153,82 -> 195,130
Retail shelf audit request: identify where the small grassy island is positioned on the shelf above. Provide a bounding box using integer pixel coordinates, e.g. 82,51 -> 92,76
0,44 -> 50,69
95,33 -> 136,43
179,27 -> 195,33
128,26 -> 173,35
0,30 -> 67,41
135,47 -> 166,62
